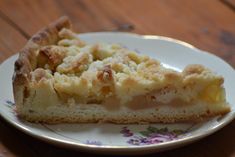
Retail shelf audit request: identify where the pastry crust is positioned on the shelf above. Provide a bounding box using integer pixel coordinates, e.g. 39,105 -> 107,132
13,17 -> 230,124
13,16 -> 71,108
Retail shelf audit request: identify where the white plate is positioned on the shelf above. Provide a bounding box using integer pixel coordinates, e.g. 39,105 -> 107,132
0,32 -> 234,155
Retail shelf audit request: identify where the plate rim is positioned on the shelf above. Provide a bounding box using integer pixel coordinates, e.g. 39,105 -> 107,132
0,32 -> 234,153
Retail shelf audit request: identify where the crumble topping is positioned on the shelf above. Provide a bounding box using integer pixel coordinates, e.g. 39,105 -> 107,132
30,28 -> 224,105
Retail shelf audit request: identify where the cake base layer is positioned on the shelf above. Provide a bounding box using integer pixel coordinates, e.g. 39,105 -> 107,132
16,102 -> 230,124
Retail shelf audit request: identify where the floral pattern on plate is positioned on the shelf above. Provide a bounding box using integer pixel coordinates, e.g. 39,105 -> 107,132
120,126 -> 187,145
85,140 -> 102,146
5,100 -> 14,107
5,100 -> 15,115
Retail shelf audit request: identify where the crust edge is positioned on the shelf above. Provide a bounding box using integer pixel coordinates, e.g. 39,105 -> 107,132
13,16 -> 71,107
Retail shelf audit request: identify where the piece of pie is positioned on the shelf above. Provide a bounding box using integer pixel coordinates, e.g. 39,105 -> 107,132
13,16 -> 230,123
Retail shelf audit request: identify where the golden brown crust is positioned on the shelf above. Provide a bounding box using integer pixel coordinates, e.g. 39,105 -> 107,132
13,16 -> 71,107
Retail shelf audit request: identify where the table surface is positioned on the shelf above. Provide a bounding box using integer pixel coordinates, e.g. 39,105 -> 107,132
0,0 -> 235,156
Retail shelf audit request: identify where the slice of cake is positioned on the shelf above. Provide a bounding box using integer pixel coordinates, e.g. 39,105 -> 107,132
13,16 -> 230,123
